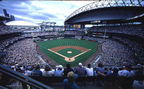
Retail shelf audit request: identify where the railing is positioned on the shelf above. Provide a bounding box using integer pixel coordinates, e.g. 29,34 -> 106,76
30,75 -> 144,89
0,65 -> 53,89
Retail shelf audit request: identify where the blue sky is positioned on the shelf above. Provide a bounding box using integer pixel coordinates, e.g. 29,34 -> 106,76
0,0 -> 144,26
0,1 -> 93,25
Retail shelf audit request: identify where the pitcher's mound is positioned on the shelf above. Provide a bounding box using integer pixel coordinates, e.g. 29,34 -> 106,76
67,51 -> 72,54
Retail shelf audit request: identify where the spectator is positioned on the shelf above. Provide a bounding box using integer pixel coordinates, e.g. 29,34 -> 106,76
24,67 -> 32,76
63,71 -> 79,89
104,68 -> 112,76
54,65 -> 64,77
64,64 -> 74,77
85,64 -> 94,76
94,63 -> 105,76
42,66 -> 54,77
112,67 -> 119,77
135,64 -> 143,74
32,65 -> 42,76
118,65 -> 134,89
74,63 -> 86,77
118,65 -> 131,77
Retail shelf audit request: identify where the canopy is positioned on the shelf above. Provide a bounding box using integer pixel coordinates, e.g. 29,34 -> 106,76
6,20 -> 39,26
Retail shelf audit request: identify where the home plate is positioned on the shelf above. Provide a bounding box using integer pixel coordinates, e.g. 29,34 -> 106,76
67,51 -> 72,54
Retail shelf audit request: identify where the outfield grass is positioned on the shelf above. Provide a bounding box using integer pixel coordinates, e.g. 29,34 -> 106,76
37,39 -> 98,66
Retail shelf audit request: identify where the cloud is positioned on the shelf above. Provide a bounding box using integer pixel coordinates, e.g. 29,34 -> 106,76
14,14 -> 42,23
1,0 -> 143,25
0,1 -> 93,25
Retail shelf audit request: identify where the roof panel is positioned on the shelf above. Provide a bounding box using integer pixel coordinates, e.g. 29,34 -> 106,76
6,21 -> 39,26
65,0 -> 143,21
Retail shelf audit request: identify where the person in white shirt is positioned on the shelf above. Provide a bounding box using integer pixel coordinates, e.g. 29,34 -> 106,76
118,69 -> 130,77
118,65 -> 135,89
118,65 -> 135,77
85,64 -> 94,76
54,65 -> 64,77
42,66 -> 54,77
24,68 -> 32,76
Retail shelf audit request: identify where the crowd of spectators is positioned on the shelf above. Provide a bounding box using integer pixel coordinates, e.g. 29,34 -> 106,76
83,36 -> 134,66
22,32 -> 59,38
2,39 -> 42,65
90,25 -> 144,38
2,62 -> 143,78
1,62 -> 143,89
64,30 -> 84,36
0,23 -> 21,35
112,36 -> 144,63
100,39 -> 134,66
0,36 -> 24,53
87,25 -> 144,66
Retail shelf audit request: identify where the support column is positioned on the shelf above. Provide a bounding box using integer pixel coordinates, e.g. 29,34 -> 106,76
81,24 -> 85,29
142,21 -> 144,29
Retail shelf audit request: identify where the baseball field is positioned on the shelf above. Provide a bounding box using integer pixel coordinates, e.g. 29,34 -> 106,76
37,39 -> 98,66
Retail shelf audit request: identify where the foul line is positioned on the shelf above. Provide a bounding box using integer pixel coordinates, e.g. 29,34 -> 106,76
48,49 -> 91,62
71,49 -> 91,59
48,49 -> 68,59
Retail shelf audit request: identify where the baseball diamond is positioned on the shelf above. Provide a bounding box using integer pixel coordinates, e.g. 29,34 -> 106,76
37,39 -> 98,66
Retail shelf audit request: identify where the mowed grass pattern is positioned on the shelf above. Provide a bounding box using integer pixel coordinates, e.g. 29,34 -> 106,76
37,39 -> 98,66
